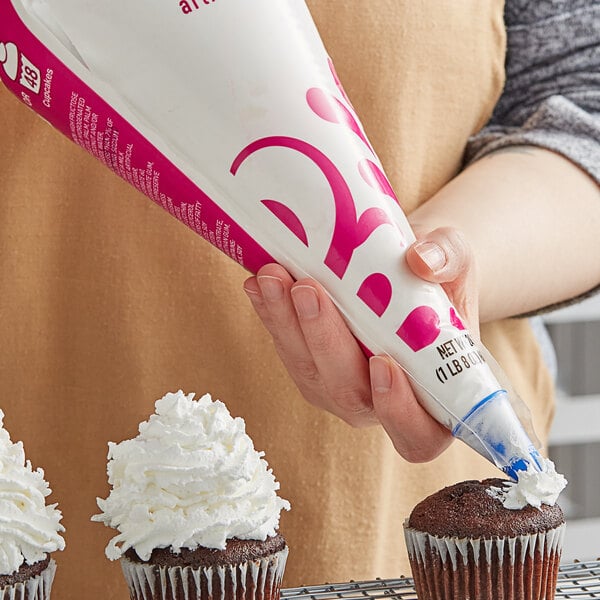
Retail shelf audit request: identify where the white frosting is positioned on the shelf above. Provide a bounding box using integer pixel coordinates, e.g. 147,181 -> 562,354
93,391 -> 290,561
487,458 -> 567,509
0,410 -> 65,576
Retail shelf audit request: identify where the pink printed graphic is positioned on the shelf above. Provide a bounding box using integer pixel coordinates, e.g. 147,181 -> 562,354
231,136 -> 394,279
358,159 -> 407,245
449,307 -> 466,330
327,57 -> 354,110
357,272 -> 392,317
1,42 -> 18,80
359,159 -> 397,201
307,87 -> 372,151
397,305 -> 441,352
261,199 -> 308,246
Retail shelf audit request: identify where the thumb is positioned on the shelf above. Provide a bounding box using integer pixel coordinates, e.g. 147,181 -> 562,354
406,227 -> 480,336
406,227 -> 472,284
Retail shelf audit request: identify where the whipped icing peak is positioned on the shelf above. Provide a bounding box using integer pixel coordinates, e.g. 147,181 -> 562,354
0,410 -> 65,576
487,458 -> 567,509
93,391 -> 290,561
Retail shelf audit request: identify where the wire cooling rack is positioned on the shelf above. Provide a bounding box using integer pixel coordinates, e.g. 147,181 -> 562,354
281,560 -> 600,599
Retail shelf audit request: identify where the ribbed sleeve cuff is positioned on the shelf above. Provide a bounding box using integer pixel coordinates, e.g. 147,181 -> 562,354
465,95 -> 600,186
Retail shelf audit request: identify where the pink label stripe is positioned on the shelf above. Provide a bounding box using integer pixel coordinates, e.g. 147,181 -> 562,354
0,0 -> 273,274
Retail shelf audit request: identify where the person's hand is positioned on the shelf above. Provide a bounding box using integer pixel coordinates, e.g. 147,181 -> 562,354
243,227 -> 478,463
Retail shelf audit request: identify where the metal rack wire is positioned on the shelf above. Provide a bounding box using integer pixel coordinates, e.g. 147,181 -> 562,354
281,560 -> 600,600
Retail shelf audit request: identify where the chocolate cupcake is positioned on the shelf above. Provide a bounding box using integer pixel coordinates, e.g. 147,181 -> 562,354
93,391 -> 290,600
0,410 -> 65,599
121,536 -> 287,600
404,477 -> 566,600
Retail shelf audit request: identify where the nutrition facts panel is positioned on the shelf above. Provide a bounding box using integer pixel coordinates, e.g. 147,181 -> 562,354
281,560 -> 600,599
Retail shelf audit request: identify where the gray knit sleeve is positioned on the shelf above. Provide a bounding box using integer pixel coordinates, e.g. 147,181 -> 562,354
465,1 -> 600,185
465,1 -> 600,315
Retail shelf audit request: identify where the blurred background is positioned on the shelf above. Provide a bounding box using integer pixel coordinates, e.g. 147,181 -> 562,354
544,293 -> 600,563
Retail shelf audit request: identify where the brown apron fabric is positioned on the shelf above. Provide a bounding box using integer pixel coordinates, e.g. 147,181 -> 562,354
1,2 -> 554,598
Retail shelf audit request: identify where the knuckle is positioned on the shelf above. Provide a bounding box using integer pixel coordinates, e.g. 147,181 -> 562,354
341,411 -> 375,428
290,356 -> 321,385
393,433 -> 450,463
396,444 -> 436,464
406,449 -> 431,463
331,387 -> 374,427
306,327 -> 335,355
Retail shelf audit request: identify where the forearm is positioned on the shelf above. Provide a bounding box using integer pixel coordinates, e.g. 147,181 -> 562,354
408,146 -> 600,323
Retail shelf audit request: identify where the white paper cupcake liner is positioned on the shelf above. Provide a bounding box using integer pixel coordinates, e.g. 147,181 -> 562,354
120,546 -> 288,600
0,559 -> 56,600
403,522 -> 565,600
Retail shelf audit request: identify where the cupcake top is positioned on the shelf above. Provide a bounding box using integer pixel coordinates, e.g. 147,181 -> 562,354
407,478 -> 564,539
0,410 -> 65,576
92,391 -> 290,561
123,534 -> 287,568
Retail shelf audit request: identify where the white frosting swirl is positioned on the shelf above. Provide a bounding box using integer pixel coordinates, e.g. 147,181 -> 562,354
93,391 -> 290,561
487,458 -> 568,509
0,410 -> 65,576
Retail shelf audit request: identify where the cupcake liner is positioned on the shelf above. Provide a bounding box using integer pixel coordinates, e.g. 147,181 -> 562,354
120,546 -> 289,600
0,559 -> 56,600
403,522 -> 565,600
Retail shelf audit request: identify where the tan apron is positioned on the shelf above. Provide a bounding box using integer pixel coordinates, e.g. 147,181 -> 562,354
0,2 -> 555,598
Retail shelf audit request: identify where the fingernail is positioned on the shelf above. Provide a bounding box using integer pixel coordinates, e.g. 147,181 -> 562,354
257,275 -> 283,302
291,285 -> 320,320
414,242 -> 446,273
370,356 -> 392,393
243,278 -> 260,297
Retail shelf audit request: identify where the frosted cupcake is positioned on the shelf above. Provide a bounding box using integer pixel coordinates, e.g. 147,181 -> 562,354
0,409 -> 65,599
404,466 -> 567,600
92,390 -> 290,600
